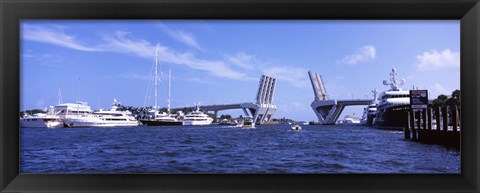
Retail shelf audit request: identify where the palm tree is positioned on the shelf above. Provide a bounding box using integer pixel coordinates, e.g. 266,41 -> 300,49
445,89 -> 460,108
432,94 -> 448,108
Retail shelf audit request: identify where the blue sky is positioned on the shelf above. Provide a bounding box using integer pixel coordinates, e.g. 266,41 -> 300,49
20,20 -> 460,121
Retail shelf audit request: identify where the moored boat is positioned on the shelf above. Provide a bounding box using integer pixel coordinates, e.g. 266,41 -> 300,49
140,111 -> 182,126
339,113 -> 361,124
61,100 -> 140,127
373,68 -> 411,130
218,119 -> 240,126
20,107 -> 63,128
139,47 -> 182,126
182,104 -> 213,126
363,89 -> 379,126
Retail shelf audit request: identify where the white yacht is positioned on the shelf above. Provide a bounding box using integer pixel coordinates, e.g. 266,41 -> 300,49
300,121 -> 310,125
182,104 -> 213,126
61,100 -> 140,127
363,89 -> 379,126
54,101 -> 94,120
373,68 -> 411,129
218,119 -> 241,126
20,107 -> 63,128
339,114 -> 361,124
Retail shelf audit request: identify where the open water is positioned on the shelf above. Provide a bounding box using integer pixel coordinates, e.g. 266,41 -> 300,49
20,125 -> 460,174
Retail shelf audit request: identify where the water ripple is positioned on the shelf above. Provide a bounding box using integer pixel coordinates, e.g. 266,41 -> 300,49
20,125 -> 460,174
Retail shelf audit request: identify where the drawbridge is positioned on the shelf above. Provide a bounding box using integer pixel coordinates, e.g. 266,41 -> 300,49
308,71 -> 372,124
171,75 -> 277,124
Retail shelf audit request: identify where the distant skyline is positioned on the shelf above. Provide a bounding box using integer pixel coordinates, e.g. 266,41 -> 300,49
21,20 -> 460,121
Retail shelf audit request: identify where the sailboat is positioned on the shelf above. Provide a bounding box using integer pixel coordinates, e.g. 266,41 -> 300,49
140,47 -> 182,126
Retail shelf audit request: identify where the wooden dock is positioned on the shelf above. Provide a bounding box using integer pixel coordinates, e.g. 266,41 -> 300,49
404,106 -> 460,148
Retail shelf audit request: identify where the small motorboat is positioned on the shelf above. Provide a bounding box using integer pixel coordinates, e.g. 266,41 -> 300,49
290,122 -> 302,131
242,116 -> 255,129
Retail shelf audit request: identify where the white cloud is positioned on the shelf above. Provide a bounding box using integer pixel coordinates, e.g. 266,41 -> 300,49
119,73 -> 151,81
105,34 -> 250,80
178,54 -> 249,80
416,49 -> 460,71
429,83 -> 449,97
97,31 -> 156,58
173,31 -> 202,50
262,66 -> 310,88
186,77 -> 219,85
22,26 -> 250,81
99,33 -> 250,80
102,32 -> 253,80
22,24 -> 99,52
158,24 -> 203,50
226,52 -> 257,70
100,32 -> 257,80
338,45 -> 376,65
22,51 -> 66,68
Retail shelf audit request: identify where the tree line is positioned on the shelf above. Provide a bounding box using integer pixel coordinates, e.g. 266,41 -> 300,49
432,89 -> 460,109
21,89 -> 461,118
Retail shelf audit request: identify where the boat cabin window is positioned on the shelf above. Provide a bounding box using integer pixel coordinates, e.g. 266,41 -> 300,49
381,94 -> 409,100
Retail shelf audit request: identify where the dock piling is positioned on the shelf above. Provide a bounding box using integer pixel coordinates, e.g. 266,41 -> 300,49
412,110 -> 418,141
452,105 -> 458,132
442,107 -> 448,132
404,111 -> 411,140
427,108 -> 432,131
422,109 -> 427,132
402,106 -> 459,148
435,107 -> 441,131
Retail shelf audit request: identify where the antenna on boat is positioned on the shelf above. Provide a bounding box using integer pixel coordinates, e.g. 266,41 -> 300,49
383,68 -> 405,91
372,88 -> 378,100
77,78 -> 80,102
58,88 -> 63,105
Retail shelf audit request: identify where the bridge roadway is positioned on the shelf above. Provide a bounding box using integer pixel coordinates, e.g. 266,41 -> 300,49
310,99 -> 373,125
335,99 -> 372,106
171,103 -> 246,112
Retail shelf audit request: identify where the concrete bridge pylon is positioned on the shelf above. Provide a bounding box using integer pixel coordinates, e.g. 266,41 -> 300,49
308,70 -> 371,125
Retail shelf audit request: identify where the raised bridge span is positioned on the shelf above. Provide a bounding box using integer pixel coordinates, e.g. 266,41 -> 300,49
171,75 -> 277,124
309,71 -> 373,125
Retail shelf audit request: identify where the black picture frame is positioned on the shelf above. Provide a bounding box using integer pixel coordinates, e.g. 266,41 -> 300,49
1,0 -> 479,192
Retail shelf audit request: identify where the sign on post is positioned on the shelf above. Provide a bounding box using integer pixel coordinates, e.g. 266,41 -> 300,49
410,90 -> 428,109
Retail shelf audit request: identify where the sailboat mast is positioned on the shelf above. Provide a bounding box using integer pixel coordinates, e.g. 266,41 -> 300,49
77,78 -> 80,102
58,88 -> 63,105
154,47 -> 158,112
168,68 -> 171,114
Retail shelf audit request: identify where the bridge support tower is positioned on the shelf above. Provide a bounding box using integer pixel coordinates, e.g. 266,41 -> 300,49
308,70 -> 371,124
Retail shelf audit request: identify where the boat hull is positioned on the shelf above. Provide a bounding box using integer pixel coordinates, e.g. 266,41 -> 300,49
182,120 -> 213,126
291,125 -> 302,130
20,118 -> 63,128
365,114 -> 375,126
140,120 -> 182,126
63,118 -> 139,128
373,105 -> 409,130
